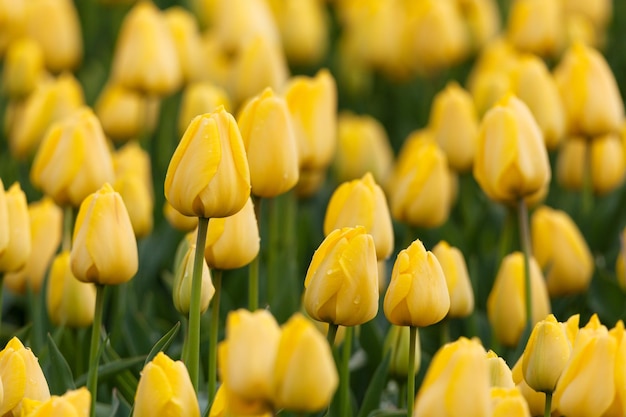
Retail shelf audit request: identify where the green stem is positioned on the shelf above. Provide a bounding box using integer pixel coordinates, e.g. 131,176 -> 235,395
518,199 -> 533,337
340,326 -> 353,417
544,391 -> 553,417
62,206 -> 73,252
398,380 -> 407,409
327,323 -> 338,347
87,284 -> 106,417
185,216 -> 209,391
248,255 -> 259,311
208,269 -> 222,405
407,326 -> 417,417
581,139 -> 594,218
268,197 -> 280,305
439,318 -> 450,346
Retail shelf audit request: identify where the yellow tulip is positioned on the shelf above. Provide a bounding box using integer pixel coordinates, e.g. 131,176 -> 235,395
512,355 -> 549,416
4,197 -> 62,294
293,167 -> 327,199
208,384 -> 272,417
30,107 -> 115,207
21,387 -> 90,417
272,313 -> 338,412
414,337 -> 491,417
590,133 -> 626,195
473,94 -> 551,205
604,320 -> 626,417
556,136 -> 586,190
94,83 -> 151,142
165,107 -> 251,219
0,182 -> 30,273
383,324 -> 421,380
487,252 -> 551,347
490,387 -> 531,417
531,205 -> 593,296
506,0 -> 564,57
486,350 -> 515,388
133,352 -> 200,417
163,201 -> 198,233
163,6 -> 204,84
456,0 -> 501,51
0,337 -> 50,417
172,243 -> 214,315
70,183 -> 138,285
563,0 -> 612,42
237,88 -> 299,198
1,38 -> 45,99
432,241 -> 474,318
554,42 -> 624,137
384,239 -> 450,327
0,0 -> 26,57
304,226 -> 379,326
178,82 -> 231,137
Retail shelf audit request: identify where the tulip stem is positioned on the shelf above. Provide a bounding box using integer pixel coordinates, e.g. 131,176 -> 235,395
327,323 -> 339,347
208,269 -> 222,405
87,284 -> 106,417
186,216 -> 209,392
407,326 -> 417,417
518,199 -> 533,340
340,326 -> 353,417
249,196 -> 261,311
544,392 -> 553,417
62,205 -> 73,251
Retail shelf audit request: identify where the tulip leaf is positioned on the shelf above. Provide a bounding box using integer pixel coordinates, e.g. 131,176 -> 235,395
144,320 -> 181,365
101,343 -> 140,405
357,351 -> 391,417
46,333 -> 77,394
76,356 -> 146,387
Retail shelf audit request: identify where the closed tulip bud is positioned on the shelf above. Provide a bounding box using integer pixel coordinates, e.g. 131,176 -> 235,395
164,7 -> 204,84
178,82 -> 231,137
238,88 -> 299,198
0,182 -> 30,273
414,337 -> 491,417
512,354 -> 551,416
554,42 -> 624,137
605,320 -> 626,417
304,226 -> 379,326
4,197 -> 62,294
272,313 -> 338,412
556,136 -> 586,190
172,243 -> 214,315
490,387 -> 531,417
506,0 -> 564,57
383,324 -> 421,380
531,205 -> 593,296
0,0 -> 26,57
95,83 -> 152,142
486,350 -> 515,388
384,239 -> 450,327
208,384 -> 272,417
133,352 -> 200,417
111,1 -> 182,96
324,173 -> 394,260
387,130 -> 453,228
70,183 -> 138,285
284,69 -> 337,171
474,94 -> 551,204
428,81 -> 479,172
564,0 -> 612,38
333,111 -> 394,185
21,387 -> 90,417
456,0 -> 501,51
46,251 -> 96,328
591,133 -> 626,195
164,201 -> 198,232
553,314 -> 618,417
165,107 -> 251,218
0,337 -> 50,416
203,197 -> 259,270
487,252 -> 551,347
2,38 -> 45,99
432,241 -> 474,318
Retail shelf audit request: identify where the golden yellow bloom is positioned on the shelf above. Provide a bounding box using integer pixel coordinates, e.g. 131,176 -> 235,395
531,205 -> 593,296
21,387 -> 90,417
0,0 -> 26,57
1,38 -> 45,98
605,320 -> 626,417
556,136 -> 586,190
111,1 -> 182,96
46,251 -> 96,328
95,83 -> 151,142
238,88 -> 299,198
70,183 -> 138,285
473,94 -> 551,204
165,107 -> 251,218
383,324 -> 421,380
554,42 -> 624,137
4,197 -> 62,294
164,6 -> 204,84
432,241 -> 474,318
172,242 -> 214,315
591,133 -> 626,195
0,182 -> 31,273
564,0 -> 612,45
163,201 -> 198,232
414,337 -> 491,417
487,252 -> 551,347
512,354 -> 550,417
490,387 -> 531,417
455,0 -> 501,51
133,352 -> 200,417
486,350 -> 515,388
272,313 -> 338,412
178,82 -> 231,137
384,239 -> 450,327
0,337 -> 50,417
506,0 -> 564,57
30,107 -> 115,207
208,384 -> 272,417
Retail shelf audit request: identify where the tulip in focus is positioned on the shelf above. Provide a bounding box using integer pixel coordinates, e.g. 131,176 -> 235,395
1,38 -> 45,99
21,387 -> 90,417
172,242 -> 215,315
486,350 -> 515,388
490,387 -> 531,417
383,324 -> 421,380
178,81 -> 231,136
506,0 -> 564,57
432,241 -> 474,318
133,352 -> 200,417
0,182 -> 31,273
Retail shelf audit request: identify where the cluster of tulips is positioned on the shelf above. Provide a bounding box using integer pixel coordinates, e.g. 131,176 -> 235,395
0,0 -> 625,416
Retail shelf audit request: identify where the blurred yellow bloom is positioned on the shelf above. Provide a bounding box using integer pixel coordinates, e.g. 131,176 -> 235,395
178,82 -> 231,137
4,197 -> 62,294
0,0 -> 26,57
164,6 -> 204,84
555,136 -> 586,190
506,0 -> 565,57
432,241 -> 474,318
133,352 -> 200,417
165,107 -> 251,218
414,337 -> 491,417
1,38 -> 45,99
473,94 -> 551,205
21,387 -> 90,417
163,201 -> 198,232
563,0 -> 612,48
384,239 -> 450,327
531,205 -> 593,296
512,354 -> 550,417
208,384 -> 272,417
487,252 -> 551,347
455,0 -> 501,51
0,182 -> 31,273
238,88 -> 299,198
0,337 -> 50,417
605,320 -> 626,417
30,107 -> 115,207
490,387 -> 531,417
486,350 -> 515,388
383,324 -> 421,380
70,183 -> 138,285
294,168 -> 327,199
172,243 -> 214,315
304,226 -> 379,326
95,83 -> 152,142
198,31 -> 233,89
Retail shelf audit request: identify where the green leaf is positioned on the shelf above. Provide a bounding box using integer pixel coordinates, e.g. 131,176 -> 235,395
76,356 -> 146,387
46,333 -> 76,394
144,321 -> 181,365
102,343 -> 139,406
357,351 -> 391,417
366,411 -> 405,417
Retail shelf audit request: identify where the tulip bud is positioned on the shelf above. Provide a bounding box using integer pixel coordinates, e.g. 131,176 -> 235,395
486,350 -> 515,388
294,168 -> 327,199
70,183 -> 138,285
95,83 -> 152,142
164,201 -> 198,233
21,387 -> 90,417
0,0 -> 26,57
432,241 -> 474,318
1,38 -> 45,99
4,197 -> 62,294
304,226 -> 379,326
383,324 -> 421,380
605,320 -> 626,417
133,352 -> 200,417
238,88 -> 299,198
0,337 -> 50,417
456,0 -> 501,51
591,132 -> 626,195
414,337 -> 491,417
173,242 -> 214,315
564,0 -> 612,44
178,82 -> 231,137
208,384 -> 272,417
506,0 -> 565,57
487,252 -> 551,347
30,107 -> 115,207
473,94 -> 551,204
531,205 -> 593,296
490,387 -> 531,417
556,136 -> 586,190
0,182 -> 31,273
164,6 -> 204,84
511,353 -> 550,416
165,107 -> 251,219
384,239 -> 450,327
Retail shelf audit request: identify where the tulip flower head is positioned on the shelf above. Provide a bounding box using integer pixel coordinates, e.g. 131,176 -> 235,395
1,38 -> 45,99
432,240 -> 474,318
490,387 -> 532,417
21,387 -> 90,417
172,242 -> 215,315
383,324 -> 421,380
0,182 -> 31,273
486,350 -> 515,388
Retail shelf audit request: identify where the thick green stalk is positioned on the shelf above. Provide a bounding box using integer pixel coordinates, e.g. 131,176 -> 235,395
340,326 -> 353,417
407,326 -> 417,417
208,269 -> 222,404
544,392 -> 553,417
327,323 -> 339,347
518,199 -> 533,337
87,284 -> 106,417
185,216 -> 209,391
